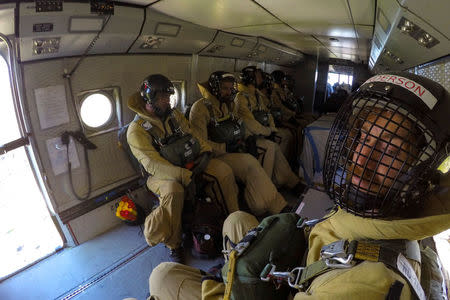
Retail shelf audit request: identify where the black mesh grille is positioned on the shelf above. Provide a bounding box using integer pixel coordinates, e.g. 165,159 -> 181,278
324,91 -> 437,218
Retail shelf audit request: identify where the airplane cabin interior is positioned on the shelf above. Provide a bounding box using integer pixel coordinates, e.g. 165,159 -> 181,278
0,0 -> 448,299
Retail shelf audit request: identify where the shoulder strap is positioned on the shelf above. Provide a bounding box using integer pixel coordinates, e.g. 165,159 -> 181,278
255,91 -> 261,109
135,115 -> 162,147
204,100 -> 216,124
275,90 -> 283,101
167,111 -> 183,135
261,239 -> 425,300
242,93 -> 253,111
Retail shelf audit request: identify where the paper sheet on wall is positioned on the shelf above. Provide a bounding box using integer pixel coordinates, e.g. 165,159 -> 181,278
34,85 -> 70,129
46,136 -> 80,176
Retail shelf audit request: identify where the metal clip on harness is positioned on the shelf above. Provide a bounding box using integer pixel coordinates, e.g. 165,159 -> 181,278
320,239 -> 355,268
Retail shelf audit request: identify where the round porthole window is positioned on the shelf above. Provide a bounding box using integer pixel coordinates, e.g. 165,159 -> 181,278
80,93 -> 113,128
170,87 -> 179,109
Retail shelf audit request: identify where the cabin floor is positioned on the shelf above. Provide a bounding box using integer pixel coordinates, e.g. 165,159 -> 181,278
0,188 -> 333,300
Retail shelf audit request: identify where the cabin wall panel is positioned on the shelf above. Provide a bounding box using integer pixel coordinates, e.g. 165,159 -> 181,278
194,56 -> 236,103
294,55 -> 318,113
21,53 -> 293,242
22,55 -> 192,213
412,56 -> 449,92
264,63 -> 292,75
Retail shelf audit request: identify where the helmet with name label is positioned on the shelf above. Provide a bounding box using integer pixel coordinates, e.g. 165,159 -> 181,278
240,66 -> 258,86
323,72 -> 450,218
271,70 -> 286,85
208,71 -> 237,100
140,74 -> 174,104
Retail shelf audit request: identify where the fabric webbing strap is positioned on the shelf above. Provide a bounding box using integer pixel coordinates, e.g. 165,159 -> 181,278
224,250 -> 237,300
285,240 -> 425,300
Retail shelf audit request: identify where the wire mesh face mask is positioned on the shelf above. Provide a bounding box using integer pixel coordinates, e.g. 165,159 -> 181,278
323,73 -> 449,218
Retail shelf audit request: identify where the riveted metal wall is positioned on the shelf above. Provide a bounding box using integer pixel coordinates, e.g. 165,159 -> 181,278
409,56 -> 449,92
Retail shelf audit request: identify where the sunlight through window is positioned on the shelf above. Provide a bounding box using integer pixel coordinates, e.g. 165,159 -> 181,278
80,93 -> 113,128
0,55 -> 63,279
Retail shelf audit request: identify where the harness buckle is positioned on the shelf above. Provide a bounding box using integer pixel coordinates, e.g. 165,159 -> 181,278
260,264 -> 305,290
320,240 -> 354,268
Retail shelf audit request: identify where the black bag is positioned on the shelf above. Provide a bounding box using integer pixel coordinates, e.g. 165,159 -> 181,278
253,110 -> 270,127
222,213 -> 307,300
191,195 -> 225,258
208,118 -> 245,153
117,123 -> 147,177
270,107 -> 282,127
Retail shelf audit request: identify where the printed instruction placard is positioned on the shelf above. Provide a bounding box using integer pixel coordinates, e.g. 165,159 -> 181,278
46,136 -> 80,176
34,85 -> 70,129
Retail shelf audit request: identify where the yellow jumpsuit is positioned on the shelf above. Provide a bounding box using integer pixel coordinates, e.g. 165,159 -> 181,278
271,84 -> 313,156
189,82 -> 287,216
127,92 -> 239,250
234,83 -> 300,188
258,87 -> 296,161
148,206 -> 450,300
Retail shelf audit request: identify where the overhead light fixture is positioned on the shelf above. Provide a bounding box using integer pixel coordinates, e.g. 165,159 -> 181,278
231,38 -> 245,47
140,36 -> 165,49
399,19 -> 414,33
397,17 -> 440,48
206,45 -> 225,54
257,45 -> 267,53
33,37 -> 60,55
383,48 -> 403,64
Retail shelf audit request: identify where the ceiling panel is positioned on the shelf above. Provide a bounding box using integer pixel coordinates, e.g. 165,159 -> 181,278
294,24 -> 357,38
400,0 -> 450,38
255,0 -> 351,25
317,36 -> 359,49
356,25 -> 373,39
225,23 -> 322,53
151,0 -> 279,30
348,0 -> 375,25
329,47 -> 366,55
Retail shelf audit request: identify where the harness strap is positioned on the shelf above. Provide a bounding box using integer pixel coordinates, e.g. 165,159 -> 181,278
204,100 -> 217,124
205,100 -> 231,124
223,250 -> 237,300
262,239 -> 425,300
243,93 -> 253,111
135,115 -> 161,147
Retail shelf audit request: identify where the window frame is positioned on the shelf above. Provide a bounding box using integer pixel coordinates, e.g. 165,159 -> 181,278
76,86 -> 123,137
170,80 -> 185,111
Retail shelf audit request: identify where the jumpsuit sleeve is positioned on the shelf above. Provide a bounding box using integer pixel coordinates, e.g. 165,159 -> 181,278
201,279 -> 226,300
174,109 -> 213,154
127,122 -> 192,186
233,93 -> 272,137
272,92 -> 295,120
189,101 -> 227,156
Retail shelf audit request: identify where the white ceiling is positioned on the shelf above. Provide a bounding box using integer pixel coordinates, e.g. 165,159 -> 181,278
115,0 -> 375,63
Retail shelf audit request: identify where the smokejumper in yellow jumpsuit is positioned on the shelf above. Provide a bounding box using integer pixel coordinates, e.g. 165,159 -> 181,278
233,66 -> 300,189
189,71 -> 288,216
258,72 -> 298,163
127,74 -> 239,262
270,70 -> 315,156
147,72 -> 450,299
